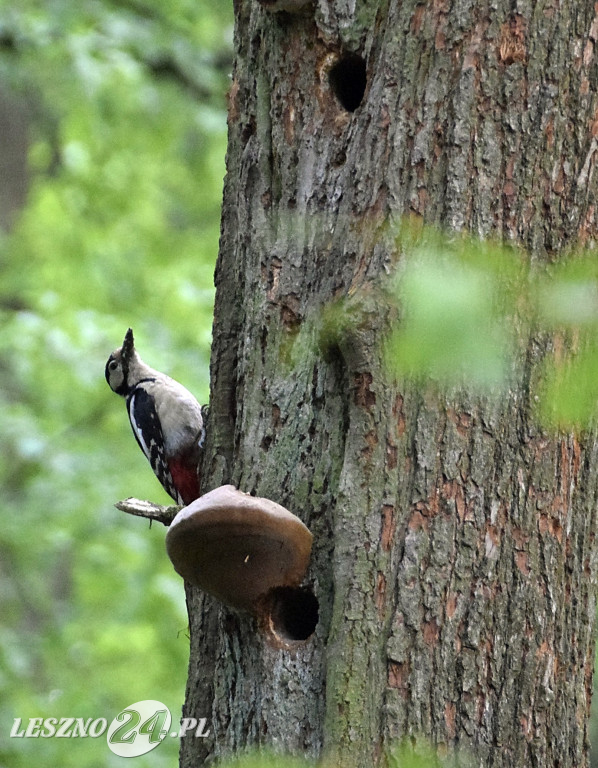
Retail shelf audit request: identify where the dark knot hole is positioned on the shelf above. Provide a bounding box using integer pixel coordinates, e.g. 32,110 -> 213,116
266,586 -> 319,642
328,53 -> 367,112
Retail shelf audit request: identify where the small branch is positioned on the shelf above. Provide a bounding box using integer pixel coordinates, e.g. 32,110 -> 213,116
115,497 -> 181,526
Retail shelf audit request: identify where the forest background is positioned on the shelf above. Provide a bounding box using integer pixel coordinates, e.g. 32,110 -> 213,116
0,2 -> 228,766
1,2 -> 598,767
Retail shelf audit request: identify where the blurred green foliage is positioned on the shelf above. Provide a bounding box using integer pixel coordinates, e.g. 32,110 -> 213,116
0,1 -> 231,766
211,740 -> 466,768
385,225 -> 598,429
385,230 -> 525,389
533,256 -> 598,428
215,751 -> 313,768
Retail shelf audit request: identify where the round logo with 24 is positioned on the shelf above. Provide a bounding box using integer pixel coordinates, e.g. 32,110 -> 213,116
107,700 -> 171,757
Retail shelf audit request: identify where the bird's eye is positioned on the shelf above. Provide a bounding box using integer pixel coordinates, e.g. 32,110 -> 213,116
109,360 -> 118,371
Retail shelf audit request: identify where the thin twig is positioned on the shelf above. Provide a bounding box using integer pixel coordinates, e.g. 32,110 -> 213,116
114,497 -> 181,526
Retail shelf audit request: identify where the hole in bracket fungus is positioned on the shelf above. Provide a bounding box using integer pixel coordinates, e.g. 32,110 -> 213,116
328,53 -> 367,112
264,586 -> 319,643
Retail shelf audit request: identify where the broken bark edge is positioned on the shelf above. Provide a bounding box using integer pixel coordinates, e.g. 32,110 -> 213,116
115,497 -> 181,527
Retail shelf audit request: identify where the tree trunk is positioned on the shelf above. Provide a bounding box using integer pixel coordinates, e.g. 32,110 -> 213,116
181,1 -> 598,766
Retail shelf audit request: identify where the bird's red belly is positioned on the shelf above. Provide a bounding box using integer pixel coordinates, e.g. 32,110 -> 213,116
168,458 -> 200,505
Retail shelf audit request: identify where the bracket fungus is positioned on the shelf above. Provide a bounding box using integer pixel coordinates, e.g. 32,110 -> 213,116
165,485 -> 313,614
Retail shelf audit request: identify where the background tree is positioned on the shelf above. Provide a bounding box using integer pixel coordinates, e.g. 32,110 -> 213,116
182,1 -> 598,767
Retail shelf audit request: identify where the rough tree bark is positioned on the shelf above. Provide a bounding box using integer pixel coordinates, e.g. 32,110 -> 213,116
180,1 -> 598,766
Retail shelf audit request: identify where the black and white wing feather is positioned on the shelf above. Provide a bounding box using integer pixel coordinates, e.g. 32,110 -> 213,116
127,385 -> 181,503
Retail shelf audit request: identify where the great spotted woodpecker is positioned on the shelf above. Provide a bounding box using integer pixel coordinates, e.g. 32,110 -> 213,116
105,328 -> 204,505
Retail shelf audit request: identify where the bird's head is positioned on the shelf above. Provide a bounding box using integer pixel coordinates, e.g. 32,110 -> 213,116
105,328 -> 136,395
